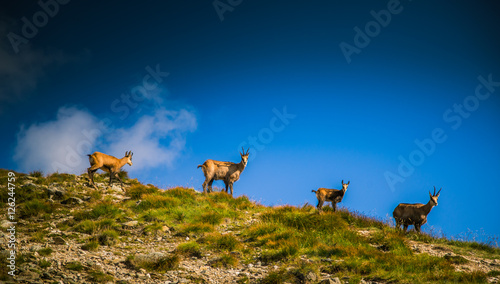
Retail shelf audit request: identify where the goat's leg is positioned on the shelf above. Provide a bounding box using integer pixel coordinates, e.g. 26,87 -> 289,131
87,168 -> 99,189
317,200 -> 324,212
332,202 -> 337,212
108,171 -> 114,187
403,224 -> 408,233
415,224 -> 421,233
224,181 -> 229,194
114,172 -> 125,189
229,183 -> 233,196
208,179 -> 214,193
202,179 -> 208,193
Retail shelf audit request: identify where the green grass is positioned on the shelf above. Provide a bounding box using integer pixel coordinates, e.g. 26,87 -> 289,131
73,218 -> 119,235
81,239 -> 100,251
209,253 -> 239,268
127,254 -> 180,273
203,233 -> 241,251
176,241 -> 203,258
135,194 -> 180,211
20,199 -> 55,218
126,184 -> 159,199
37,247 -> 53,256
38,259 -> 51,268
179,222 -> 214,235
88,268 -> 114,283
488,270 -> 500,277
47,172 -> 75,183
197,211 -> 224,225
29,170 -> 44,177
74,201 -> 122,220
163,186 -> 197,202
259,242 -> 299,263
98,229 -> 119,246
65,261 -> 84,271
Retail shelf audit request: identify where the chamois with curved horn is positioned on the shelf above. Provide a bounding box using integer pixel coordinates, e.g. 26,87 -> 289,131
197,147 -> 250,195
393,186 -> 442,232
87,151 -> 133,190
312,180 -> 350,212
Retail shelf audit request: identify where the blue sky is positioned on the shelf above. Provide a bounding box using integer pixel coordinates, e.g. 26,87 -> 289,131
1,1 -> 500,243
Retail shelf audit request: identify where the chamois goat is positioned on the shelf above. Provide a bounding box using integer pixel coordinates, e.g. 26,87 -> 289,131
393,186 -> 441,233
87,151 -> 133,190
197,147 -> 250,195
312,180 -> 350,212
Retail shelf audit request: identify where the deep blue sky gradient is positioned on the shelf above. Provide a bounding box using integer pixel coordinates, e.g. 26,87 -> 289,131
1,1 -> 500,243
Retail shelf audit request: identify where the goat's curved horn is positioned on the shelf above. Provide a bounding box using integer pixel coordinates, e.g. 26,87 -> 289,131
130,151 -> 133,157
125,151 -> 129,156
246,148 -> 250,155
342,180 -> 344,184
433,186 -> 437,196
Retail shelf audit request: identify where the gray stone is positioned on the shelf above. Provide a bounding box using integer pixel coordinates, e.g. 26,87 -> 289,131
61,197 -> 84,205
122,221 -> 139,228
307,271 -> 317,281
134,252 -> 167,264
46,187 -> 65,200
1,219 -> 15,229
52,236 -> 67,245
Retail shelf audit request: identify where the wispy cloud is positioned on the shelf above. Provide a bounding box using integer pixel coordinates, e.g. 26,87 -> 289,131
13,106 -> 100,174
13,106 -> 197,175
104,108 -> 197,171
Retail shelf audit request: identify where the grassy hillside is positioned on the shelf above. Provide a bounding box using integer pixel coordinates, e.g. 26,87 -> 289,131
0,169 -> 499,283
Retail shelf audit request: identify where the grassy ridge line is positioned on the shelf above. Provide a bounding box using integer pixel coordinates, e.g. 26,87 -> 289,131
0,169 -> 499,283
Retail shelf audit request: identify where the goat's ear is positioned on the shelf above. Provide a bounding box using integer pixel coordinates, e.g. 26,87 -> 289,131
246,148 -> 250,155
342,180 -> 344,185
130,152 -> 133,157
436,188 -> 442,196
347,181 -> 350,185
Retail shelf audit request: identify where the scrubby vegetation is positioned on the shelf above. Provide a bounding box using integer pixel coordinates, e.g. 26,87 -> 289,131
0,169 -> 499,283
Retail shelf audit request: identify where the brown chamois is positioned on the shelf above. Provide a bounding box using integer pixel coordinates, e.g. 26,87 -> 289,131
312,180 -> 350,212
393,186 -> 442,233
197,147 -> 249,195
87,151 -> 133,190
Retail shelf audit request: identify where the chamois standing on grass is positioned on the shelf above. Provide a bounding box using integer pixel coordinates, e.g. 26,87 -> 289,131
312,180 -> 350,212
87,151 -> 133,190
197,148 -> 250,196
393,186 -> 442,233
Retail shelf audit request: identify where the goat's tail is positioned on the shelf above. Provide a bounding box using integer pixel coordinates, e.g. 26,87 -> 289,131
311,189 -> 317,193
197,164 -> 203,169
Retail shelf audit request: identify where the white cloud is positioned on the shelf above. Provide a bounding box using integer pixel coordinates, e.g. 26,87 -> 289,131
104,108 -> 197,171
13,106 -> 197,175
13,106 -> 101,174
